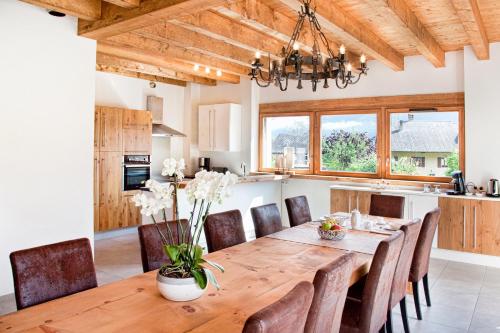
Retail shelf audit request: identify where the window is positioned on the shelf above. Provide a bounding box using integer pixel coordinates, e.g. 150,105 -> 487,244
388,109 -> 460,180
260,114 -> 312,172
318,112 -> 379,176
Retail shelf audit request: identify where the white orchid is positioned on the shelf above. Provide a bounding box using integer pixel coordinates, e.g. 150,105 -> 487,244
132,180 -> 174,216
185,170 -> 238,204
161,158 -> 185,181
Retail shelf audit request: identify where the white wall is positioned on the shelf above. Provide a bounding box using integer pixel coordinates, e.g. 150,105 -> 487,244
0,1 -> 96,296
464,43 -> 500,185
95,71 -> 186,177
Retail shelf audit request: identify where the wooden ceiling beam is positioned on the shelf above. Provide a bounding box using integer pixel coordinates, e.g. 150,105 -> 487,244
21,0 -> 101,20
107,32 -> 249,76
96,53 -> 217,85
97,64 -> 188,87
78,0 -> 234,39
451,0 -> 489,60
170,10 -> 285,57
97,41 -> 240,84
103,0 -> 141,8
135,22 -> 265,69
277,0 -> 404,71
366,0 -> 445,67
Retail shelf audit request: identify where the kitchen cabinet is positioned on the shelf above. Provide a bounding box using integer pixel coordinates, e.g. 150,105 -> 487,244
98,107 -> 123,152
94,107 -> 100,150
198,103 -> 241,152
121,191 -> 141,228
98,151 -> 122,231
438,197 -> 472,252
330,189 -> 376,214
477,200 -> 500,256
93,151 -> 100,232
122,109 -> 152,155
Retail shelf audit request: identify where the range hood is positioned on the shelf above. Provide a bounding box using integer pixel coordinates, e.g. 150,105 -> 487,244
147,96 -> 186,137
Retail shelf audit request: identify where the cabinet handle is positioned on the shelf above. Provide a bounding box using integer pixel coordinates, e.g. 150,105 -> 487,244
101,113 -> 106,147
348,195 -> 351,212
473,206 -> 477,249
213,109 -> 216,150
356,193 -> 359,210
463,206 -> 467,249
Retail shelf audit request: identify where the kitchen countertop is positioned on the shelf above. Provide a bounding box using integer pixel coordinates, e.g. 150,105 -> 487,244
330,184 -> 500,201
147,174 -> 290,189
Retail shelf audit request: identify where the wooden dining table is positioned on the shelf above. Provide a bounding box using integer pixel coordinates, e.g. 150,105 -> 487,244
0,214 -> 410,333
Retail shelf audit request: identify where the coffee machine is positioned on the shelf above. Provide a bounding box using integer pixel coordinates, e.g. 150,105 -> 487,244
199,157 -> 210,171
447,171 -> 466,195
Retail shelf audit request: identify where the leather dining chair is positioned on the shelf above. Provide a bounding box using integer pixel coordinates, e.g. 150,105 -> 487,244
204,210 -> 246,253
10,238 -> 98,310
243,281 -> 315,333
386,220 -> 422,333
341,231 -> 404,333
369,194 -> 405,219
138,219 -> 189,272
409,208 -> 441,320
285,196 -> 312,227
251,203 -> 283,238
305,252 -> 356,333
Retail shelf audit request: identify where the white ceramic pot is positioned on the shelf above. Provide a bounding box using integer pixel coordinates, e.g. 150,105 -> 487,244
156,272 -> 207,302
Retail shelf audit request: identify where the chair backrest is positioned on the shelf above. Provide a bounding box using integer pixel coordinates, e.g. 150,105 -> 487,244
10,238 -> 97,310
243,281 -> 314,333
251,203 -> 283,238
138,219 -> 189,272
389,219 -> 422,308
305,252 -> 356,333
359,231 -> 404,333
204,210 -> 246,253
369,194 -> 405,219
409,208 -> 441,282
285,196 -> 312,227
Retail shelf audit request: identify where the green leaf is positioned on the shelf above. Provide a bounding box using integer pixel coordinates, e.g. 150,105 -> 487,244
204,268 -> 220,290
201,259 -> 225,273
191,269 -> 207,289
165,245 -> 180,263
193,245 -> 203,262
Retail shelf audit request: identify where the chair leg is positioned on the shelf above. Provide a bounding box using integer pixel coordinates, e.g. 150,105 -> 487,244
386,309 -> 393,333
379,323 -> 386,333
400,296 -> 411,333
412,281 -> 423,320
423,274 -> 431,307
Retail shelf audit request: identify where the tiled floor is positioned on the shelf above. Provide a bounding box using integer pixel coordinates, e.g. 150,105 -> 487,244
1,233 -> 500,333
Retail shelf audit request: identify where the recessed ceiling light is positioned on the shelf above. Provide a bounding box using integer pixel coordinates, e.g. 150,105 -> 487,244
205,67 -> 211,74
216,69 -> 222,77
193,64 -> 200,71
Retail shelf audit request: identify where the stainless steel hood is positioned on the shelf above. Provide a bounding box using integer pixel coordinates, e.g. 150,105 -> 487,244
152,123 -> 186,137
148,95 -> 186,137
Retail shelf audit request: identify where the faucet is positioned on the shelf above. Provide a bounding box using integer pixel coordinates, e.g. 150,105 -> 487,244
240,162 -> 247,177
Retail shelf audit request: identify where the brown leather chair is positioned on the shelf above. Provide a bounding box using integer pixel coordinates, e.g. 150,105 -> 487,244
243,281 -> 314,333
204,210 -> 246,253
10,238 -> 97,310
138,219 -> 189,272
386,220 -> 422,333
409,208 -> 441,320
285,196 -> 312,227
251,203 -> 283,238
369,194 -> 405,219
305,252 -> 356,333
341,231 -> 404,333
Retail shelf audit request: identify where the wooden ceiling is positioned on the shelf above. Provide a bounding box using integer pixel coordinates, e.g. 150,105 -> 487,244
23,0 -> 500,86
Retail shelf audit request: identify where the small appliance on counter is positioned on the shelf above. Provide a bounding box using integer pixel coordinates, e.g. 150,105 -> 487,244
487,179 -> 500,197
199,157 -> 210,171
211,166 -> 229,174
446,170 -> 466,195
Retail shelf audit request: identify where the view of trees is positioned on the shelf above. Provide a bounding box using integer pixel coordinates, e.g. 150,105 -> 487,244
321,130 -> 377,173
445,151 -> 460,176
391,157 -> 417,175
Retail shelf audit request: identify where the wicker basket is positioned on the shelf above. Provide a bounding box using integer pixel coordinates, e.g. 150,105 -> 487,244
317,226 -> 347,241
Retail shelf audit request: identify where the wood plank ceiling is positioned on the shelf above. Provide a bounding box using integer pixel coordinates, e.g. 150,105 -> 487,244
23,0 -> 500,86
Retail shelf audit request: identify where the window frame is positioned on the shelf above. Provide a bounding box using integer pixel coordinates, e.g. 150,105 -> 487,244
258,112 -> 315,174
383,107 -> 465,183
314,109 -> 383,179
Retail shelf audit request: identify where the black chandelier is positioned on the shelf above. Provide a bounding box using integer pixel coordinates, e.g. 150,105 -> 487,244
249,0 -> 368,92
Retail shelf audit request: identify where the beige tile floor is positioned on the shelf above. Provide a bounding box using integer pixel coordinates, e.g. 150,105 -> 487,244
1,232 -> 500,333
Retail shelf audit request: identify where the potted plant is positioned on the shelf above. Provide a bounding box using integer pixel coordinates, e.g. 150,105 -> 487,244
133,158 -> 238,301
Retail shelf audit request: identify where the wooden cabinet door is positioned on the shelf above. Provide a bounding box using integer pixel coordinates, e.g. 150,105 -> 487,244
198,106 -> 211,151
122,191 -> 141,228
438,197 -> 470,251
123,109 -> 151,128
330,189 -> 356,213
94,107 -> 100,150
123,109 -> 152,154
356,191 -> 373,214
93,151 -> 100,232
98,152 -> 123,231
477,200 -> 500,256
99,107 -> 123,152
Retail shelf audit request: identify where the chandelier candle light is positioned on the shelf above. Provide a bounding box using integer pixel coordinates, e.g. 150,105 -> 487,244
249,0 -> 368,92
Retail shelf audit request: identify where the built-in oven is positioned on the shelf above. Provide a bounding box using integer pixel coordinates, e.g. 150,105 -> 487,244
123,155 -> 151,191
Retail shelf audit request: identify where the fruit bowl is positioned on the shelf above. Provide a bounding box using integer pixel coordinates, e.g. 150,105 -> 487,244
317,226 -> 347,241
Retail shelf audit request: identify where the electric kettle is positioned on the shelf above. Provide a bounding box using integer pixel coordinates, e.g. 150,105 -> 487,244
487,179 -> 500,197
